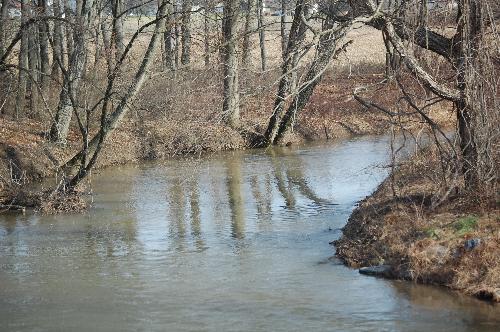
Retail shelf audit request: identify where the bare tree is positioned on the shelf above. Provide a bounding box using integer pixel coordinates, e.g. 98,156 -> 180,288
15,0 -> 30,119
222,0 -> 240,127
242,0 -> 256,66
262,0 -> 307,145
50,0 -> 96,143
181,0 -> 192,65
256,0 -> 266,71
63,0 -> 169,188
112,0 -> 125,61
355,0 -> 499,191
274,6 -> 351,143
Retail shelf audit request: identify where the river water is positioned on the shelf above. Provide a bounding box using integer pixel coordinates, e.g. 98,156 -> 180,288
1,136 -> 499,331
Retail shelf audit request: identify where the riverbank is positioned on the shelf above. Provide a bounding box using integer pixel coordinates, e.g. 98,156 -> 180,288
2,73 -> 497,304
334,150 -> 499,302
3,135 -> 498,331
0,71 -> 453,210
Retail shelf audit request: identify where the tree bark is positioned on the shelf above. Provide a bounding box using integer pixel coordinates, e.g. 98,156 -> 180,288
65,1 -> 168,187
27,14 -> 40,116
256,0 -> 266,71
280,0 -> 288,59
15,0 -> 30,118
242,0 -> 255,66
203,1 -> 211,67
101,18 -> 113,73
50,0 -> 94,143
222,0 -> 240,127
454,0 -> 482,189
174,2 -> 181,68
112,0 -> 125,62
263,0 -> 306,145
64,0 -> 74,59
181,0 -> 192,65
0,0 -> 9,58
164,1 -> 175,70
51,0 -> 65,79
37,0 -> 50,89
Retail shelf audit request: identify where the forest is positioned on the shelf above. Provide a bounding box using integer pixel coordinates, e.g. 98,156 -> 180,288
0,0 -> 499,326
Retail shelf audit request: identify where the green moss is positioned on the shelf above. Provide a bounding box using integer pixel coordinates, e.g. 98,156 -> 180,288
425,227 -> 440,239
453,216 -> 478,236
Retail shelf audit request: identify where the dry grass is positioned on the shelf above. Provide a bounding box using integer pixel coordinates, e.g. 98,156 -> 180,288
1,19 -> 454,214
335,148 -> 500,302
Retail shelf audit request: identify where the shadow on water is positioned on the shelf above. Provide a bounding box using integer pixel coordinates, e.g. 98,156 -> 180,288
1,136 -> 499,331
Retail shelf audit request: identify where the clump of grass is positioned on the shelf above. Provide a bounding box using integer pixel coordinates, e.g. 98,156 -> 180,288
453,216 -> 478,236
425,227 -> 440,239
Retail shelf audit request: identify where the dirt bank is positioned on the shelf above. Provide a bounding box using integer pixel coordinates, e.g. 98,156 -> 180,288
334,150 -> 499,302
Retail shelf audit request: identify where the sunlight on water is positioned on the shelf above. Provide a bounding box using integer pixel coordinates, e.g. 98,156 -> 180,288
1,136 -> 499,331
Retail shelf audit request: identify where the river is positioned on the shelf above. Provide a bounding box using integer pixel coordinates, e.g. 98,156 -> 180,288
1,136 -> 499,331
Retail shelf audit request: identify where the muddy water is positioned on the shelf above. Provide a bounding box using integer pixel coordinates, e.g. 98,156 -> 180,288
1,136 -> 499,331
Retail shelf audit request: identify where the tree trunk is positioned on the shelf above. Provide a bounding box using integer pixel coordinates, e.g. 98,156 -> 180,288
454,0 -> 482,189
241,0 -> 255,66
27,17 -> 40,117
222,0 -> 240,127
274,20 -> 345,144
64,0 -> 74,59
256,0 -> 266,71
15,0 -> 29,118
112,0 -> 125,62
100,18 -> 113,73
173,3 -> 180,68
164,1 -> 175,70
181,0 -> 192,65
0,0 -> 9,58
456,100 -> 479,188
51,0 -> 65,79
262,0 -> 306,145
203,1 -> 211,67
50,0 -> 93,143
280,0 -> 288,60
37,0 -> 50,89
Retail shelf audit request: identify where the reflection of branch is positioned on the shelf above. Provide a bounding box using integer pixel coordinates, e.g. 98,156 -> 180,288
286,171 -> 328,205
269,150 -> 296,207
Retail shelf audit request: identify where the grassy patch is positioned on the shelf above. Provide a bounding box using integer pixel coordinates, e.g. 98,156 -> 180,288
425,227 -> 440,239
453,216 -> 478,236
